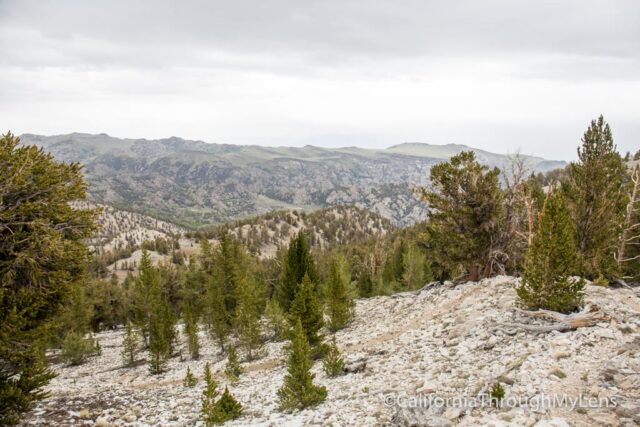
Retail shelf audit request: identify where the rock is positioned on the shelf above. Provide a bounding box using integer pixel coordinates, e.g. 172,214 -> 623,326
344,360 -> 367,374
601,367 -> 618,382
443,407 -> 462,420
588,412 -> 619,427
416,382 -> 437,394
593,328 -> 616,340
616,403 -> 640,418
552,350 -> 571,360
94,417 -> 111,427
123,413 -> 137,422
497,375 -> 515,385
391,406 -> 452,427
533,418 -> 570,427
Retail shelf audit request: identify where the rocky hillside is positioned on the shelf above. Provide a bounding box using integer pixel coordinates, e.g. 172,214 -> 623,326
21,133 -> 566,227
97,204 -> 393,280
198,205 -> 395,257
81,202 -> 185,253
21,277 -> 640,426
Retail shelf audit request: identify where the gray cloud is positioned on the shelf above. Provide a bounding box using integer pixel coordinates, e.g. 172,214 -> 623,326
0,0 -> 639,160
2,1 -> 639,72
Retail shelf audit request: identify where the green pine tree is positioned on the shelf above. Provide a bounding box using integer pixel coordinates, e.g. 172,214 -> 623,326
277,319 -> 327,411
60,332 -> 96,366
322,336 -> 345,377
564,115 -> 628,280
0,132 -> 98,425
225,346 -> 243,382
382,238 -> 407,287
201,362 -> 219,424
517,191 -> 585,313
183,366 -> 198,387
132,250 -> 158,346
276,232 -> 319,311
183,305 -> 200,360
419,151 -> 504,281
289,274 -> 324,347
234,275 -> 264,360
147,273 -> 176,375
206,278 -> 229,352
121,322 -> 138,366
182,258 -> 205,360
325,255 -> 355,332
212,232 -> 240,317
209,387 -> 243,425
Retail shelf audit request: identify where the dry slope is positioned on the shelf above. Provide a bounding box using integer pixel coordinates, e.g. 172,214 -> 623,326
21,277 -> 640,426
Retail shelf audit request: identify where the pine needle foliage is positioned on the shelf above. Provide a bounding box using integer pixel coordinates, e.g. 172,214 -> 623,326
322,336 -> 345,377
564,115 -> 628,279
325,255 -> 355,332
183,366 -> 198,387
277,231 -> 319,311
277,319 -> 327,411
517,191 -> 585,313
225,346 -> 243,382
201,363 -> 219,424
234,274 -> 264,360
121,322 -> 138,366
0,132 -> 98,425
419,151 -> 504,281
208,387 -> 243,425
288,274 -> 324,347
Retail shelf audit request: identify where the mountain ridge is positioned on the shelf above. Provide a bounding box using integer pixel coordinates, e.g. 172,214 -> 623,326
19,133 -> 566,228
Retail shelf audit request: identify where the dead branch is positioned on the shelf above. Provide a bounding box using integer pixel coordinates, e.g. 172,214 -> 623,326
501,304 -> 607,333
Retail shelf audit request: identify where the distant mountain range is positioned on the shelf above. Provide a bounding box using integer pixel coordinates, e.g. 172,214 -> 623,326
20,133 -> 566,227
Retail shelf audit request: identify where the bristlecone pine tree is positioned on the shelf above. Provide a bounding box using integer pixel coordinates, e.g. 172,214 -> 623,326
322,336 -> 345,377
182,260 -> 204,360
325,255 -> 355,332
121,322 -> 139,366
277,232 -> 319,311
183,306 -> 200,360
234,274 -> 264,360
517,191 -> 585,313
132,249 -> 158,346
0,132 -> 98,425
201,362 -> 219,424
146,257 -> 177,375
289,274 -> 324,347
564,115 -> 627,280
278,319 -> 327,411
183,366 -> 198,387
224,346 -> 242,382
419,151 -> 504,281
209,387 -> 243,425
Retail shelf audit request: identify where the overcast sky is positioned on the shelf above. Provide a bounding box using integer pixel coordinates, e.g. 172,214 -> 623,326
1,0 -> 639,160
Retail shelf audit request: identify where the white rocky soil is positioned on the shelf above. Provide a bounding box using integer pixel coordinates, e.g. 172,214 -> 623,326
21,277 -> 640,426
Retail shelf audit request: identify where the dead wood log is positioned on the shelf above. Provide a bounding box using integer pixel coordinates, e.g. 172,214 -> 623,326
501,304 -> 607,334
